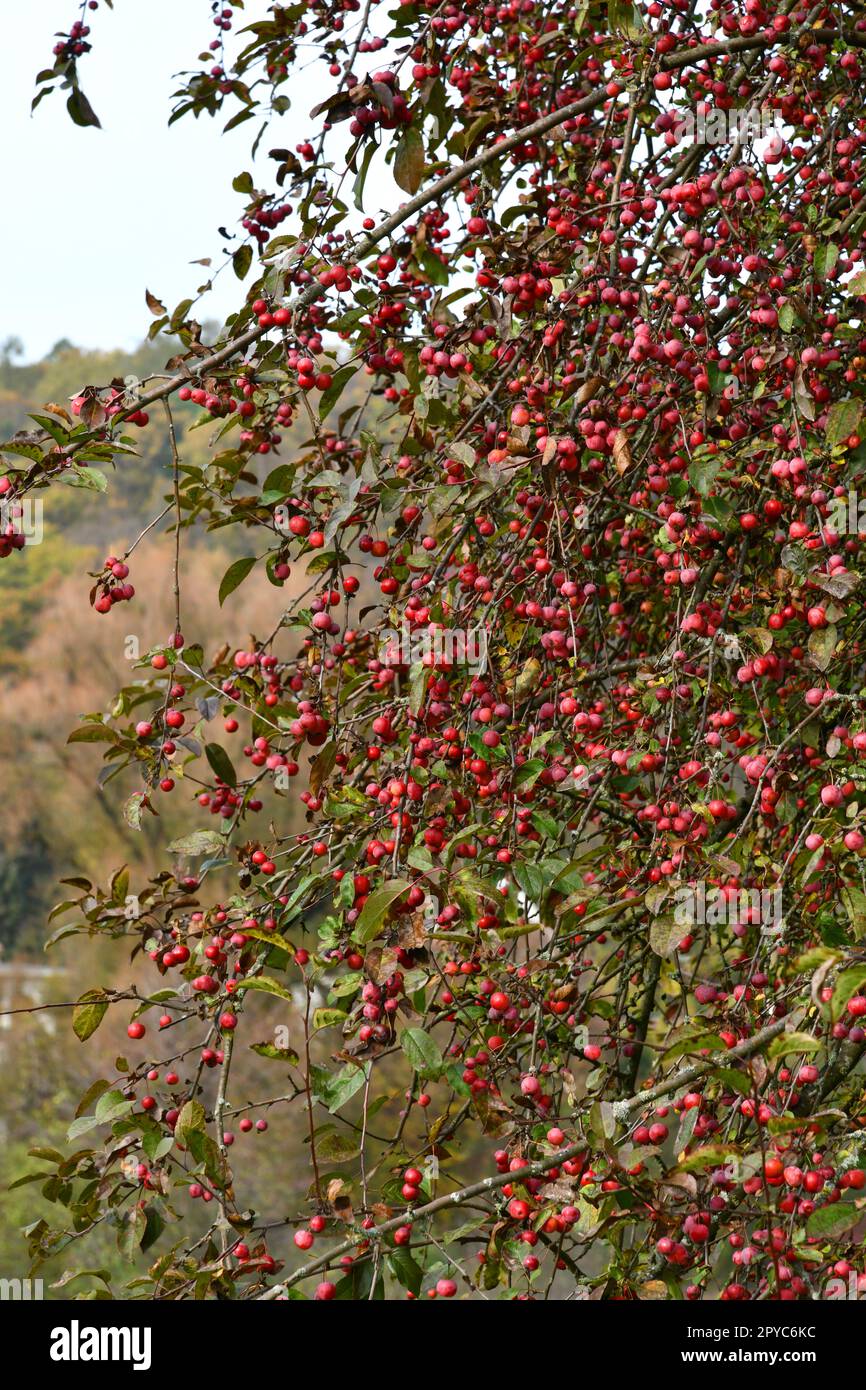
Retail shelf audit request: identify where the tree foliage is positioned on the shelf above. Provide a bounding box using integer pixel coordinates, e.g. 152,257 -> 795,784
12,0 -> 866,1301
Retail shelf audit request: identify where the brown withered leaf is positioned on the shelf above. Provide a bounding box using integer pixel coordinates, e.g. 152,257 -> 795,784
397,910 -> 428,951
541,435 -> 558,467
575,375 -> 605,406
505,431 -> 533,457
43,402 -> 73,424
340,1036 -> 391,1061
226,1210 -> 255,1230
78,390 -> 106,431
660,1172 -> 697,1201
540,1180 -> 577,1203
639,1280 -> 670,1301
371,81 -> 394,114
364,945 -> 400,983
327,1178 -> 355,1223
309,740 -> 336,796
145,288 -> 167,317
472,1089 -> 513,1136
612,429 -> 633,476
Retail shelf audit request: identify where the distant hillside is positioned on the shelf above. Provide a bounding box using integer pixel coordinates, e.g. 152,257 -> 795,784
0,334 -> 316,954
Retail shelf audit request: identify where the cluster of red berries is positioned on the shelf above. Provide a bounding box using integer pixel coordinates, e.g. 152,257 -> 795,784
177,384 -> 237,417
241,200 -> 292,245
71,389 -> 149,429
0,481 -> 28,559
52,10 -> 97,60
348,71 -> 412,139
93,556 -> 133,614
211,5 -> 233,33
0,527 -> 26,560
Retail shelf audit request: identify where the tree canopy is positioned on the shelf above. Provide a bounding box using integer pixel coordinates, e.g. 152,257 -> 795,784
11,0 -> 866,1301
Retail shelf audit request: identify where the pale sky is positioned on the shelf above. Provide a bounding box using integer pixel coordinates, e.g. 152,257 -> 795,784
3,1 -> 394,362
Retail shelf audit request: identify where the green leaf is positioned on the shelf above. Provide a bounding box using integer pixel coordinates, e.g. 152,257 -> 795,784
233,244 -> 253,280
310,1062 -> 369,1113
66,1114 -> 101,1141
832,964 -> 866,1014
688,453 -> 723,497
167,830 -> 226,856
676,1144 -> 742,1173
649,915 -> 683,958
353,141 -> 376,211
218,555 -> 257,605
66,464 -> 108,491
205,742 -> 237,788
186,1128 -> 224,1182
415,248 -> 448,286
75,1079 -> 111,1118
123,792 -> 146,829
401,1026 -> 443,1077
711,1067 -> 753,1098
316,1131 -> 360,1162
808,623 -> 837,672
813,242 -> 838,279
825,399 -> 863,448
67,88 -> 101,129
250,1041 -> 300,1064
607,0 -> 642,34
840,883 -> 866,941
514,759 -> 545,789
142,1132 -> 174,1163
393,126 -> 425,195
513,859 -> 547,904
67,1089 -> 134,1136
805,1202 -> 860,1239
68,723 -> 119,744
50,1268 -> 112,1291
235,976 -> 294,1002
778,301 -> 798,333
0,439 -> 43,462
141,1205 -> 165,1252
354,879 -> 410,944
661,1029 -> 725,1064
318,365 -> 355,420
312,1007 -> 348,1031
767,1031 -> 821,1060
117,1206 -> 147,1261
174,1099 -> 206,1147
388,1249 -> 423,1295
95,1088 -> 131,1122
408,662 -> 427,716
72,989 -> 109,1042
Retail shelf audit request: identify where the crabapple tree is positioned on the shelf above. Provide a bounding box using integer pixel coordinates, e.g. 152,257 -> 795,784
13,0 -> 866,1300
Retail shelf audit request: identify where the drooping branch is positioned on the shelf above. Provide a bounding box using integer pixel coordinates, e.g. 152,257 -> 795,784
62,29 -> 815,448
261,1017 -> 788,1296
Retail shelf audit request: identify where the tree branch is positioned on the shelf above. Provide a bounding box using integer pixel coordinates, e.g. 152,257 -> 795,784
259,1015 -> 787,1296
